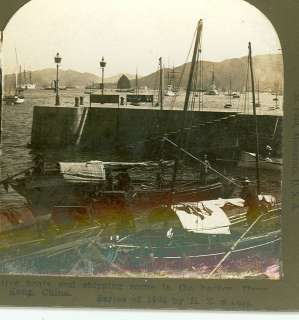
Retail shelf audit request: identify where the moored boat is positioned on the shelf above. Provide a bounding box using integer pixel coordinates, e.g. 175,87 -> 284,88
6,159 -> 223,219
238,151 -> 282,171
94,197 -> 281,273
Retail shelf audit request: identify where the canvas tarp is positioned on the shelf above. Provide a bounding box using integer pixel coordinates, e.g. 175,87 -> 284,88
173,200 -> 232,235
59,161 -> 106,183
172,195 -> 276,235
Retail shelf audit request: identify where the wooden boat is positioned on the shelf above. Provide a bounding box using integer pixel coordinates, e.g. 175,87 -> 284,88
3,95 -> 24,105
232,92 -> 240,99
5,160 -> 223,219
94,197 -> 281,273
0,197 -> 281,277
238,151 -> 282,171
224,79 -> 232,108
4,50 -> 25,105
238,44 -> 282,174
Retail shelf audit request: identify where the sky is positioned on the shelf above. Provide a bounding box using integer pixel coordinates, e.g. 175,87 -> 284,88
2,0 -> 281,77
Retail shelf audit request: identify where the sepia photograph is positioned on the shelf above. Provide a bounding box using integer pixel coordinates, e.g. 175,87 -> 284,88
0,0 -> 283,281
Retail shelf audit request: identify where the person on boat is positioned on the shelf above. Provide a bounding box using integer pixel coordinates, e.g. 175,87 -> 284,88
240,177 -> 261,225
115,169 -> 132,192
105,168 -> 114,190
264,145 -> 273,161
33,154 -> 45,176
200,154 -> 211,185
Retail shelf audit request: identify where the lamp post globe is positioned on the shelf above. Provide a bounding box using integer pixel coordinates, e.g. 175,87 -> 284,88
100,56 -> 106,96
54,52 -> 62,106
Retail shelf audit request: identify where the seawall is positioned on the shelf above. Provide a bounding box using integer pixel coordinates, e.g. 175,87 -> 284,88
31,106 -> 85,147
31,105 -> 282,158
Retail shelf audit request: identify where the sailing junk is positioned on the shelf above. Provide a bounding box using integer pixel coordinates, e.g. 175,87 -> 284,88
7,160 -> 222,218
20,70 -> 36,90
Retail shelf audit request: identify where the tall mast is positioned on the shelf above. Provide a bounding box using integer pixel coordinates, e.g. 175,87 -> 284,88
14,48 -> 19,94
183,20 -> 203,116
229,78 -> 232,104
24,69 -> 26,85
172,64 -> 176,91
159,57 -> 163,110
19,65 -> 22,87
167,59 -> 170,88
171,20 -> 203,190
0,31 -> 3,142
257,80 -> 260,104
248,41 -> 260,194
135,68 -> 138,95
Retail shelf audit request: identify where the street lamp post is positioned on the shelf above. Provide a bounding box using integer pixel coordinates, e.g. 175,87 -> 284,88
54,52 -> 62,106
100,56 -> 106,96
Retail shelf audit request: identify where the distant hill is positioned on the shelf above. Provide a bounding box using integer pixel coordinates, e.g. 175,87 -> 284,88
136,54 -> 283,92
3,54 -> 283,92
4,69 -> 100,91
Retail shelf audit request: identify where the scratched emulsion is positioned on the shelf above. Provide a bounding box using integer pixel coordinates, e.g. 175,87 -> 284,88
0,89 -> 282,279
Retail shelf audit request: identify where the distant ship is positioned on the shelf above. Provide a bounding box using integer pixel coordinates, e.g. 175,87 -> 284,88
164,84 -> 176,96
43,80 -> 67,91
164,66 -> 178,96
20,70 -> 36,90
4,51 -> 25,105
206,69 -> 219,95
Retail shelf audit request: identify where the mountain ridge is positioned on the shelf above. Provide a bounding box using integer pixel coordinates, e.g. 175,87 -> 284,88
4,53 -> 283,92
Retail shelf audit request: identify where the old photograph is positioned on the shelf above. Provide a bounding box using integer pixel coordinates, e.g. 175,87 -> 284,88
0,0 -> 282,280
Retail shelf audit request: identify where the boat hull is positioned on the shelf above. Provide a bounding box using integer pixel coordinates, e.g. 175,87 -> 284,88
238,151 -> 282,171
10,176 -> 223,218
94,228 -> 281,274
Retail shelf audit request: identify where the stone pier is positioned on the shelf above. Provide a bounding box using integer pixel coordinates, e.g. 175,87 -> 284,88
30,105 -> 282,158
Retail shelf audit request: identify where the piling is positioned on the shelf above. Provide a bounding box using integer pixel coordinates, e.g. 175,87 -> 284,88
75,97 -> 79,107
80,96 -> 84,105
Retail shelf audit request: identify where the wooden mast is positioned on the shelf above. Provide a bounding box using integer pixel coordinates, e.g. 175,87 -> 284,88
248,42 -> 261,194
229,78 -> 232,104
135,68 -> 139,96
183,20 -> 203,118
159,57 -> 163,110
0,30 -> 3,142
171,20 -> 203,190
257,80 -> 260,104
15,48 -> 19,96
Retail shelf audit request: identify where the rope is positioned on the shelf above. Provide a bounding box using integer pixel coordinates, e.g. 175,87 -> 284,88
0,166 -> 35,185
140,237 -> 280,260
168,26 -> 197,111
116,112 -> 248,152
163,137 -> 241,187
207,211 -> 266,278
